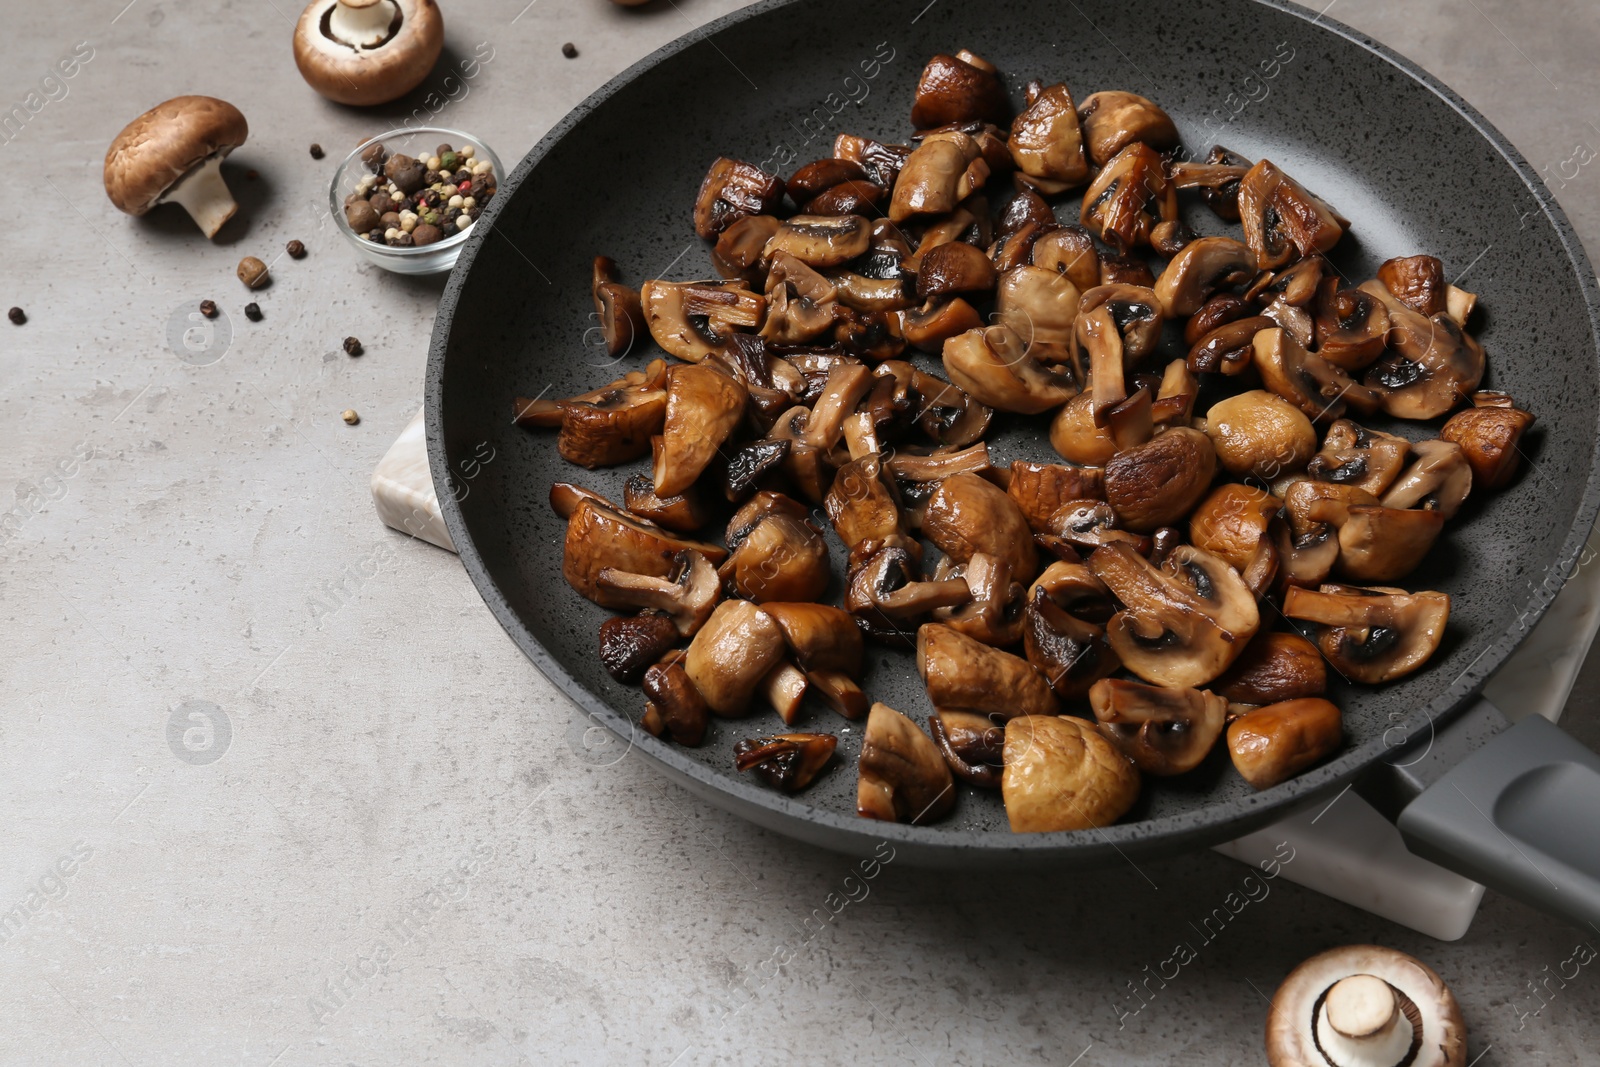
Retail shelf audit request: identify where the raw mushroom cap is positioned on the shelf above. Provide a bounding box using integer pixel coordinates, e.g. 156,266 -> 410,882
104,96 -> 249,238
293,0 -> 446,107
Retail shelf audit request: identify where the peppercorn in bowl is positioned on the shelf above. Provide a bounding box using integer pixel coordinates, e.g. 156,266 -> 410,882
329,126 -> 503,275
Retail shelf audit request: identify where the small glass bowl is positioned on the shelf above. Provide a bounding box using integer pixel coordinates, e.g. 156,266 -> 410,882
328,126 -> 504,276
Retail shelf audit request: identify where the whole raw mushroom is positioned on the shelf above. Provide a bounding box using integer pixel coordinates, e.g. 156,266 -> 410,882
104,96 -> 249,239
292,0 -> 444,106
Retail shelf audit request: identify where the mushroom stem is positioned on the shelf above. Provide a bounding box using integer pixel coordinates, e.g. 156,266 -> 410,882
162,155 -> 237,239
1319,974 -> 1414,1066
329,0 -> 399,47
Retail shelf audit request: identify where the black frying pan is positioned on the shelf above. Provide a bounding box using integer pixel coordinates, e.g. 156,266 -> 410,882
427,0 -> 1600,922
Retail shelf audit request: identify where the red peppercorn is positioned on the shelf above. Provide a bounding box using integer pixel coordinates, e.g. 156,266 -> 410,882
459,181 -> 472,192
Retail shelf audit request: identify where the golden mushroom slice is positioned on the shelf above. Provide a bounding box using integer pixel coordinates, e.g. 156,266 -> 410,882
1306,419 -> 1412,497
1153,236 -> 1254,318
1440,393 -> 1536,489
1002,715 -> 1140,833
922,472 -> 1038,580
717,496 -> 830,604
561,498 -> 726,605
1283,584 -> 1450,684
1227,697 -> 1343,789
516,359 -> 670,470
1237,159 -> 1347,271
684,600 -> 787,717
1304,494 -> 1445,583
1253,327 -> 1382,423
1380,440 -> 1473,520
857,702 -> 956,825
764,214 -> 872,268
1376,254 -> 1448,317
1312,278 -> 1392,371
591,257 -> 647,359
1357,281 -> 1485,420
1022,562 -> 1121,700
1008,82 -> 1090,190
928,710 -> 1006,788
943,324 -> 1080,414
595,549 -> 721,638
931,552 -> 1028,647
642,280 -> 766,363
909,51 -> 1011,130
735,733 -> 838,794
1075,90 -> 1178,168
1213,631 -> 1328,705
889,133 -> 990,223
995,265 -> 1081,357
917,622 -> 1057,719
653,364 -> 748,497
693,157 -> 786,240
1079,142 -> 1173,250
1102,426 -> 1217,532
1006,460 -> 1106,533
1089,678 -> 1228,776
1188,483 -> 1284,577
641,652 -> 709,747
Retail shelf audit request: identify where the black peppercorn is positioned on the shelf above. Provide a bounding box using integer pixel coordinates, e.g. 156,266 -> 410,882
310,143 -> 324,159
244,303 -> 262,322
199,300 -> 218,318
8,306 -> 25,325
286,239 -> 306,258
562,42 -> 577,58
343,336 -> 363,356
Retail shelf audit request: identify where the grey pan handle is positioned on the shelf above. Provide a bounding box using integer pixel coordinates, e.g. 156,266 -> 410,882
1395,707 -> 1600,932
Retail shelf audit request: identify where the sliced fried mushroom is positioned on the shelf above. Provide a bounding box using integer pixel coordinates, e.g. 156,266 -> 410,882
901,296 -> 986,353
1023,561 -> 1121,698
1080,142 -> 1173,250
1283,584 -> 1451,684
1187,315 -> 1273,376
1198,144 -> 1254,221
885,443 -> 992,483
1032,225 -> 1103,293
1312,279 -> 1392,371
642,653 -> 709,746
1007,460 -> 1106,532
763,604 -> 867,717
1358,280 -> 1485,419
1376,254 -> 1447,317
762,662 -> 809,724
759,252 -> 839,344
1381,440 -> 1472,519
1009,82 -> 1090,190
722,438 -> 791,501
1050,392 -> 1117,466
718,508 -> 831,604
1046,499 -> 1148,555
846,547 -> 970,644
653,364 -> 748,496
995,265 -> 1081,355
591,256 -> 647,359
684,600 -> 787,716
928,710 -> 1006,788
1307,495 -> 1445,583
694,157 -> 785,240
943,324 -> 1080,414
1154,236 -> 1255,318
1306,419 -> 1411,497
1088,541 -> 1261,687
712,214 -> 782,284
1253,327 -> 1382,422
889,133 -> 990,223
1227,697 -> 1342,789
562,499 -> 726,605
735,733 -> 837,792
1103,426 -> 1217,532
1274,479 -> 1371,588
1002,715 -> 1141,833
805,180 -> 886,217
918,622 -> 1058,719
1188,483 -> 1284,575
931,552 -> 1028,646
598,613 -> 680,684
1213,630 -> 1327,704
1185,292 -> 1252,346
1099,252 -> 1157,288
825,453 -> 912,566
1076,91 -> 1179,167
1267,945 -> 1467,1067
623,472 -> 710,533
1440,394 -> 1536,489
910,51 -> 1010,129
857,702 -> 956,824
922,472 -> 1038,579
642,280 -> 766,363
534,362 -> 669,469
917,241 -> 999,300
1090,678 -> 1228,776
1078,283 -> 1165,365
1205,389 -> 1317,480
596,549 -> 722,636
1237,159 -> 1347,270
765,214 -> 872,269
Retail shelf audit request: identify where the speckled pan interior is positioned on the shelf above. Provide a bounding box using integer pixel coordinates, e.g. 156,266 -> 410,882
428,0 -> 1600,867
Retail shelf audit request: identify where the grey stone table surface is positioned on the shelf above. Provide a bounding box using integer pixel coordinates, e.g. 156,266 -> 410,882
4,0 -> 1600,1063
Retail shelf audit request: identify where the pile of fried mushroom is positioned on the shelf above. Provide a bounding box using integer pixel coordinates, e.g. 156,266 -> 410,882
518,50 -> 1536,833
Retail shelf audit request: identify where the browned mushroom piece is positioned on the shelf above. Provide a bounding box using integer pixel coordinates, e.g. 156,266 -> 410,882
889,133 -> 990,224
1049,392 -> 1117,466
910,50 -> 1010,130
1253,327 -> 1382,423
1305,419 -> 1411,497
900,296 -> 986,353
1197,144 -> 1254,222
642,280 -> 766,363
1080,143 -> 1174,251
995,265 -> 1081,359
1306,493 -> 1445,583
1044,499 -> 1148,556
1357,280 -> 1485,419
1310,278 -> 1391,372
684,600 -> 787,716
805,180 -> 886,217
1266,945 -> 1468,1067
928,710 -> 1006,788
1078,283 -> 1165,366
917,622 -> 1058,719
596,549 -> 722,637
548,481 -> 614,519
921,472 -> 1038,580
1283,584 -> 1451,684
718,495 -> 831,604
693,157 -> 785,240
1188,483 -> 1284,576
757,253 -> 838,344
1153,237 -> 1255,318
1440,393 -> 1536,489
519,360 -> 670,469
712,214 -> 782,285
759,660 -> 812,725
735,733 -> 838,793
1187,315 -> 1273,376
1022,561 -> 1121,698
997,180 -> 1057,240
832,133 -> 914,190
1009,82 -> 1090,191
1376,254 -> 1447,317
598,613 -> 680,684
1226,697 -> 1343,789
930,552 -> 1028,646
722,438 -> 791,501
764,214 -> 872,269
1274,479 -> 1372,588
1212,630 -> 1328,704
1381,440 -> 1473,519
652,364 -> 748,497
846,547 -> 970,645
917,241 -> 999,301
1006,460 -> 1106,533
562,498 -> 726,605
884,444 -> 992,486
1204,389 -> 1317,481
642,651 -> 710,746
1103,426 -> 1218,532
1090,678 -> 1229,776
857,702 -> 956,824
1076,91 -> 1179,167
1002,714 -> 1141,833
760,601 -> 867,719
622,472 -> 710,533
590,256 -> 647,359
1237,159 -> 1347,270
825,453 -> 912,563
1184,292 -> 1252,346
1032,225 -> 1103,293
1088,541 -> 1261,688
943,324 -> 1080,415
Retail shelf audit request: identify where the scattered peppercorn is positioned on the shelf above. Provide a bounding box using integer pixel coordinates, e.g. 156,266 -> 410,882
309,143 -> 324,159
286,239 -> 306,258
244,303 -> 262,322
343,336 -> 363,356
8,306 -> 25,325
562,42 -> 578,58
237,256 -> 269,289
199,299 -> 218,318
342,409 -> 360,425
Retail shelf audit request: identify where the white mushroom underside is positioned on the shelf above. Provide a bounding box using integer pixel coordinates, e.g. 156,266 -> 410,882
1316,994 -> 1413,1066
327,0 -> 398,48
159,154 -> 237,239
